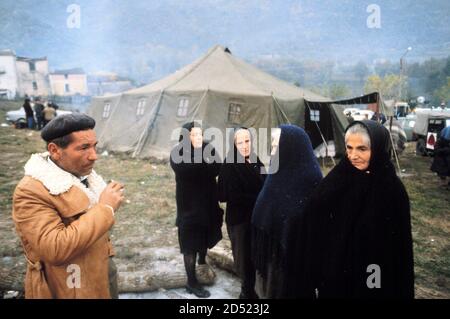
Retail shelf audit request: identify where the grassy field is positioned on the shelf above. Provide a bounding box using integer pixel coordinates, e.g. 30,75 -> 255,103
0,100 -> 448,298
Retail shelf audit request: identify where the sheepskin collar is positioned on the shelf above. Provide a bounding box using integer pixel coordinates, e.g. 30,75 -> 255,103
24,152 -> 106,206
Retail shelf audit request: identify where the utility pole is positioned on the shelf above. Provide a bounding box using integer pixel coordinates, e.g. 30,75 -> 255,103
399,47 -> 412,102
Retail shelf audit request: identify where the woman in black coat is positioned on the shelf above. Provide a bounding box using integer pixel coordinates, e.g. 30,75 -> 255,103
251,124 -> 323,299
170,121 -> 223,298
218,128 -> 266,299
291,120 -> 414,299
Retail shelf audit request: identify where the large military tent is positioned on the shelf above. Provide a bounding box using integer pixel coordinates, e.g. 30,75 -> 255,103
87,45 -> 349,160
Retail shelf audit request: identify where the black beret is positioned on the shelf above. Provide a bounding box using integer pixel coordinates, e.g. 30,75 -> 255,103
41,113 -> 96,142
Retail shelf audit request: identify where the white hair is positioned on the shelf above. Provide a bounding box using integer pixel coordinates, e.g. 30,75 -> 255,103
345,123 -> 371,148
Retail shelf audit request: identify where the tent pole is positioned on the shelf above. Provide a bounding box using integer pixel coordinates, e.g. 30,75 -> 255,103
188,89 -> 209,122
272,94 -> 291,125
305,100 -> 336,166
387,116 -> 403,176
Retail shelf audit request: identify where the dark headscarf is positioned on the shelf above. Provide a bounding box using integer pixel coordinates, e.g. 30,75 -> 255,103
178,121 -> 202,143
290,120 -> 414,299
223,127 -> 259,164
251,125 -> 322,281
218,127 -> 266,226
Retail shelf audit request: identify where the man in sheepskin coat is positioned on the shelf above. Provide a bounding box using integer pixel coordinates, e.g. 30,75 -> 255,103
12,114 -> 124,299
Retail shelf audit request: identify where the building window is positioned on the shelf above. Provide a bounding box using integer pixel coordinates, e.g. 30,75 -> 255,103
32,82 -> 38,90
29,62 -> 36,72
64,74 -> 69,79
136,99 -> 146,116
177,98 -> 189,117
228,102 -> 242,123
65,84 -> 70,93
310,109 -> 320,122
103,103 -> 111,118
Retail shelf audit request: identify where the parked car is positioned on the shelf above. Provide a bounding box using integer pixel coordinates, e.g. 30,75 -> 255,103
413,109 -> 450,156
5,107 -> 72,124
398,114 -> 416,141
352,110 -> 374,121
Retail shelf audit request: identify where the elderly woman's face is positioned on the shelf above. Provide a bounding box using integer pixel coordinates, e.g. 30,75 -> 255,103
190,127 -> 203,149
346,133 -> 371,171
235,129 -> 251,158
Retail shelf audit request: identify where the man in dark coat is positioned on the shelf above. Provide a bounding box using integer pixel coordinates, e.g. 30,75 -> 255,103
291,120 -> 414,299
431,126 -> 450,188
218,128 -> 266,299
33,97 -> 45,130
170,121 -> 223,298
23,97 -> 34,129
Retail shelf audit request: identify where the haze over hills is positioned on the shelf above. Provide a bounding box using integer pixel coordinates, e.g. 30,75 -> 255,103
1,0 -> 449,84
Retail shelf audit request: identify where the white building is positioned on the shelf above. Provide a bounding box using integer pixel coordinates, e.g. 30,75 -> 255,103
0,49 -> 50,99
0,50 -> 19,99
49,68 -> 88,96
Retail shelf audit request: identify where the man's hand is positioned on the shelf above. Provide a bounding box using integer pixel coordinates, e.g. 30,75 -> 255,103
99,181 -> 124,212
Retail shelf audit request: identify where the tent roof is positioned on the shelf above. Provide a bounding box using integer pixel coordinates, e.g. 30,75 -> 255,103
124,45 -> 326,101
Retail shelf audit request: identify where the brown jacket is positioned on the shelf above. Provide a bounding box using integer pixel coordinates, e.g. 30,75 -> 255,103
12,153 -> 115,299
43,106 -> 56,121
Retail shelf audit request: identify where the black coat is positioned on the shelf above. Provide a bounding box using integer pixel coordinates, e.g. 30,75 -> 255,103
34,103 -> 44,118
218,147 -> 266,226
170,142 -> 223,233
23,101 -> 33,118
251,125 -> 323,298
290,120 -> 414,299
431,136 -> 450,177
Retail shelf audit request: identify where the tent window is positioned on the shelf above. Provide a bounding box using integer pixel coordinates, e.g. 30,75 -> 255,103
137,99 -> 146,116
103,103 -> 111,118
228,102 -> 242,123
310,109 -> 320,122
177,98 -> 189,117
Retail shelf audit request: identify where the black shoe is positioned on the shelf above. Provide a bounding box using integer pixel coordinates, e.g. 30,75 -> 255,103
186,285 -> 211,298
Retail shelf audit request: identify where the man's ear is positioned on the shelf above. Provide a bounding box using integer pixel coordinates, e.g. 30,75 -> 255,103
48,143 -> 61,161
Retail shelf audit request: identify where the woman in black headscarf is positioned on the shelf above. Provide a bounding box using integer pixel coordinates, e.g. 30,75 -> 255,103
291,120 -> 414,299
218,128 -> 266,299
251,124 -> 323,299
170,121 -> 223,298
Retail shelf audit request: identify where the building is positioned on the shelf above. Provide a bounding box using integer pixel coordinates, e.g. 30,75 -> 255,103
0,50 -> 18,99
49,68 -> 88,96
16,56 -> 50,97
87,72 -> 134,96
0,49 -> 50,99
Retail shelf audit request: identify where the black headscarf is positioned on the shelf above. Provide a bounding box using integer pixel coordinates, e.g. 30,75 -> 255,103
290,120 -> 414,299
251,125 -> 323,283
170,121 -> 223,229
218,128 -> 266,226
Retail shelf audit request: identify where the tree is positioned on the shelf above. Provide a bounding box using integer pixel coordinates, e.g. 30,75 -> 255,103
364,74 -> 406,100
364,75 -> 383,94
328,83 -> 350,99
433,78 -> 450,106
